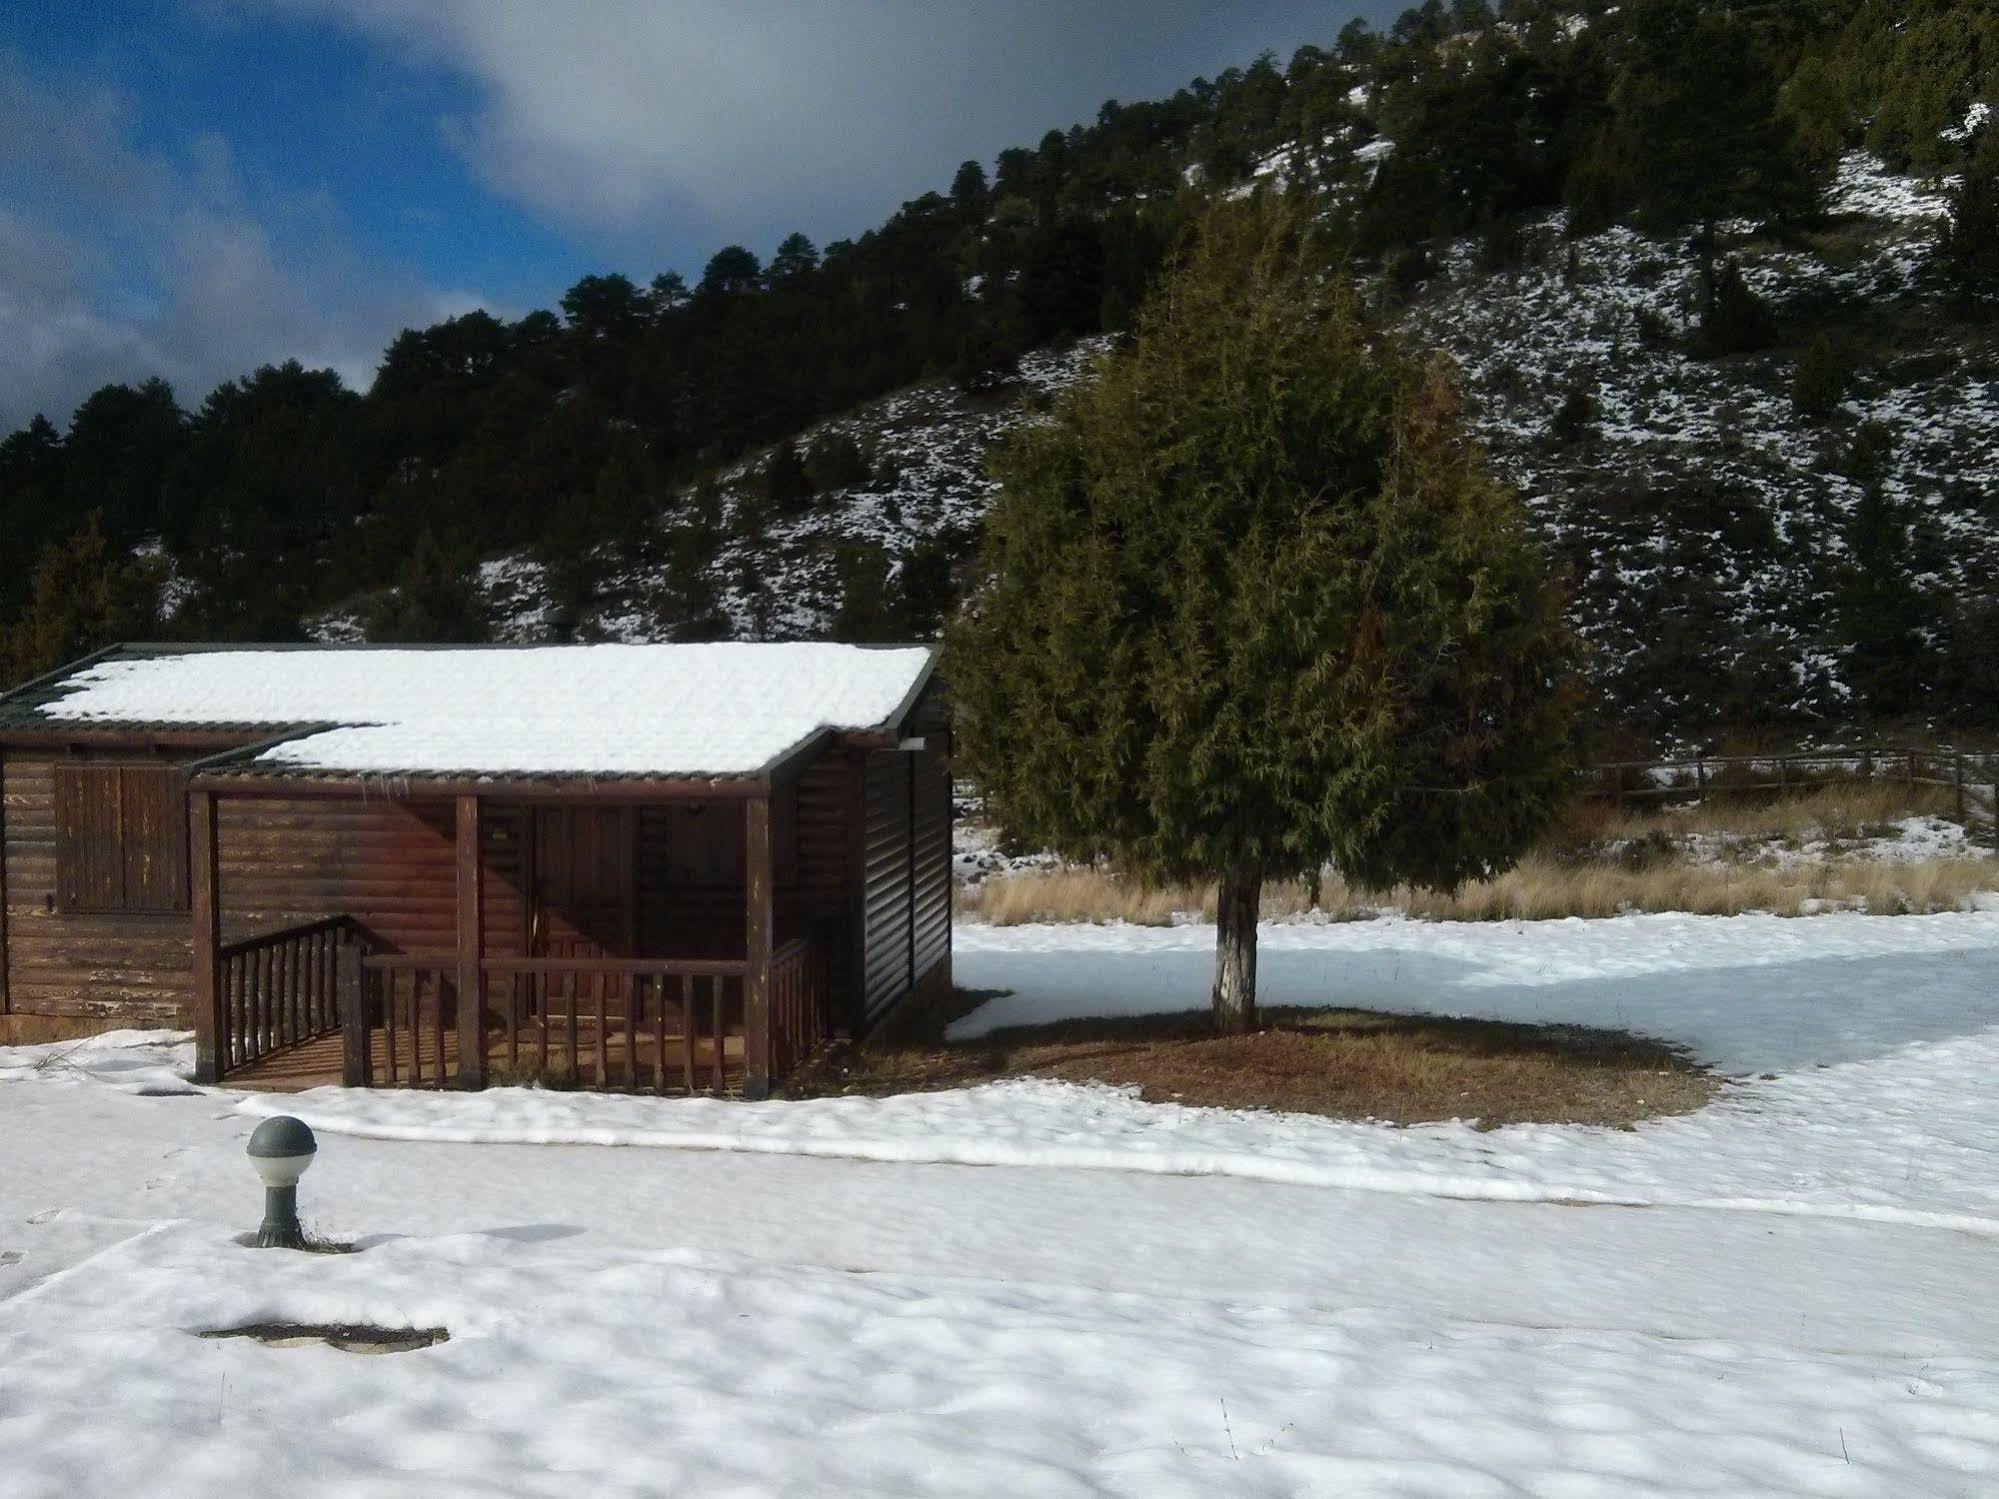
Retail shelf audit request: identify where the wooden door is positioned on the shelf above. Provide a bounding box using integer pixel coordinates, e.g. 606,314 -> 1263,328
530,807 -> 636,960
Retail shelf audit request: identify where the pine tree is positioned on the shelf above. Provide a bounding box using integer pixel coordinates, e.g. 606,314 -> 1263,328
950,159 -> 989,206
761,441 -> 814,511
1838,483 -> 1932,719
1792,334 -> 1847,419
4,515 -> 165,679
1551,380 -> 1598,446
768,233 -> 820,286
1700,259 -> 1778,356
364,529 -> 491,643
698,245 -> 763,297
949,202 -> 1579,1032
829,544 -> 896,641
1939,125 -> 1999,306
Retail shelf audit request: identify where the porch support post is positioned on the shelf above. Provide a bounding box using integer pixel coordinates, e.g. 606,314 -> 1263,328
189,789 -> 223,1084
744,793 -> 774,1099
455,794 -> 485,1090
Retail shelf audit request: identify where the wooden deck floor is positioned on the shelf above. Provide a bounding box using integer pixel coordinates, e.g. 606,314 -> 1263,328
227,1023 -> 746,1094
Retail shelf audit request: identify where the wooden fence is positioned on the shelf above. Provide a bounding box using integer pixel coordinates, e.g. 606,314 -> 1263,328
1579,747 -> 1999,847
215,915 -> 355,1075
351,952 -> 762,1094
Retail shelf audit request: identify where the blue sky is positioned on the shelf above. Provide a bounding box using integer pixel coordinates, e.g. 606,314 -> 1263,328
0,1 -> 1392,430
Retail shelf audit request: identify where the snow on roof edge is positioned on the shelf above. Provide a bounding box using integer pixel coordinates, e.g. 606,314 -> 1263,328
10,642 -> 940,781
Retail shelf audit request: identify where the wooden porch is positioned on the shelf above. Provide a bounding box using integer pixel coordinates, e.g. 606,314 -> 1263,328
227,1013 -> 751,1093
189,789 -> 832,1098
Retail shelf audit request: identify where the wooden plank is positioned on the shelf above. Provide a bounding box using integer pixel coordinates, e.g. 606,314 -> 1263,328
743,796 -> 773,1099
455,795 -> 485,1090
432,965 -> 447,1089
189,790 -> 222,1083
711,976 -> 726,1094
680,973 -> 695,1094
340,940 -> 369,1087
385,971 -> 399,1084
627,972 -> 641,1092
653,974 -> 667,1096
595,970 -> 609,1092
565,971 -> 579,1086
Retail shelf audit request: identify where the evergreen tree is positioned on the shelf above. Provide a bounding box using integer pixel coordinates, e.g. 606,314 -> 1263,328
949,202 -> 1578,1031
1791,334 -> 1847,419
4,516 -> 165,679
59,378 -> 185,544
364,529 -> 491,643
951,313 -> 1024,391
1550,379 -> 1598,446
1699,258 -> 1779,356
0,414 -> 66,617
1838,483 -> 1933,719
761,440 -> 814,511
768,233 -> 820,285
1610,0 -> 1820,299
560,273 -> 647,337
1939,125 -> 1999,306
648,271 -> 691,312
698,245 -> 763,297
829,544 -> 896,641
802,430 -> 872,491
950,159 -> 989,206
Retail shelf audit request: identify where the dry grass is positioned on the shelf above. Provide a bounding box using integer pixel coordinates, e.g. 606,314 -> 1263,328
1556,781 -> 1959,846
802,1003 -> 1715,1128
961,782 -> 1997,925
961,855 -> 1997,925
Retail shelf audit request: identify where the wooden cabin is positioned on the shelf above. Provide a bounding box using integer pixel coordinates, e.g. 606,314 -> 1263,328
0,642 -> 952,1097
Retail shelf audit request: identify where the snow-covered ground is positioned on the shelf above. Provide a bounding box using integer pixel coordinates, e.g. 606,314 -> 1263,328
5,912 -> 1998,1494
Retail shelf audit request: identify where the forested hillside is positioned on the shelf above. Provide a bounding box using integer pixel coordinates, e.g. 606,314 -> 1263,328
1,0 -> 1993,743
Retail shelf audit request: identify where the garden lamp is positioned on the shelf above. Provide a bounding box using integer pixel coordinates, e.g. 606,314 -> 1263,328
246,1115 -> 318,1249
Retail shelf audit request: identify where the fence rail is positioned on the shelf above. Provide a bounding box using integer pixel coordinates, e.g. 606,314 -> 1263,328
216,916 -> 355,1075
1578,747 -> 1999,847
353,951 -> 755,1094
768,936 -> 829,1081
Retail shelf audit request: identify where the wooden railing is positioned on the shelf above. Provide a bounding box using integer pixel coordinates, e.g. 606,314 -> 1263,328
769,936 -> 829,1080
1580,747 -> 1999,847
353,954 -> 457,1089
352,952 -> 755,1094
216,916 -> 356,1075
484,957 -> 747,1094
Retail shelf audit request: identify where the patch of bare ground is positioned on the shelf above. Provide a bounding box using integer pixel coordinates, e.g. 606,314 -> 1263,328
794,999 -> 1715,1129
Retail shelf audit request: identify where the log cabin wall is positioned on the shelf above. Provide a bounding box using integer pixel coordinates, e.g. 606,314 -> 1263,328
2,745 -> 526,1028
857,747 -> 952,1031
4,750 -> 189,1025
633,751 -> 856,998
215,795 -> 525,965
3,736 -> 926,1040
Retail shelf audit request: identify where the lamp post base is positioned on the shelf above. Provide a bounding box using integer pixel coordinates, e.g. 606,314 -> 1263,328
255,1184 -> 306,1249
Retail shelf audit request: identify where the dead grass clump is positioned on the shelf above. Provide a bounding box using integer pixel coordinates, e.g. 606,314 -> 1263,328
961,853 -> 1996,925
807,1004 -> 1714,1128
1558,781 -> 1958,848
961,868 -> 1208,926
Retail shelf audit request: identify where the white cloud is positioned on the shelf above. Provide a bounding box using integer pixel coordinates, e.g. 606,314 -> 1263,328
262,0 -> 1318,245
0,55 -> 453,428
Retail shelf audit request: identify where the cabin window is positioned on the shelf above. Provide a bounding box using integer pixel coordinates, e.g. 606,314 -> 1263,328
53,763 -> 189,914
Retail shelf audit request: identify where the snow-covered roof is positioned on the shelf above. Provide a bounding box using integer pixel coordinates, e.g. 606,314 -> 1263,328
7,643 -> 938,780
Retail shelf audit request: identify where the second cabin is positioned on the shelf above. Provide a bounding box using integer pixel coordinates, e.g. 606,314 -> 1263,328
0,641 -> 952,1097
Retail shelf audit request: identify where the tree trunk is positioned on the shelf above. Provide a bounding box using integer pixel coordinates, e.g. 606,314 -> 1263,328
1211,864 -> 1263,1034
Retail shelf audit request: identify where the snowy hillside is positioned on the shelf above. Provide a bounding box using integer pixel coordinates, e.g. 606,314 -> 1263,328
467,147 -> 1992,736
1401,152 -> 1996,726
